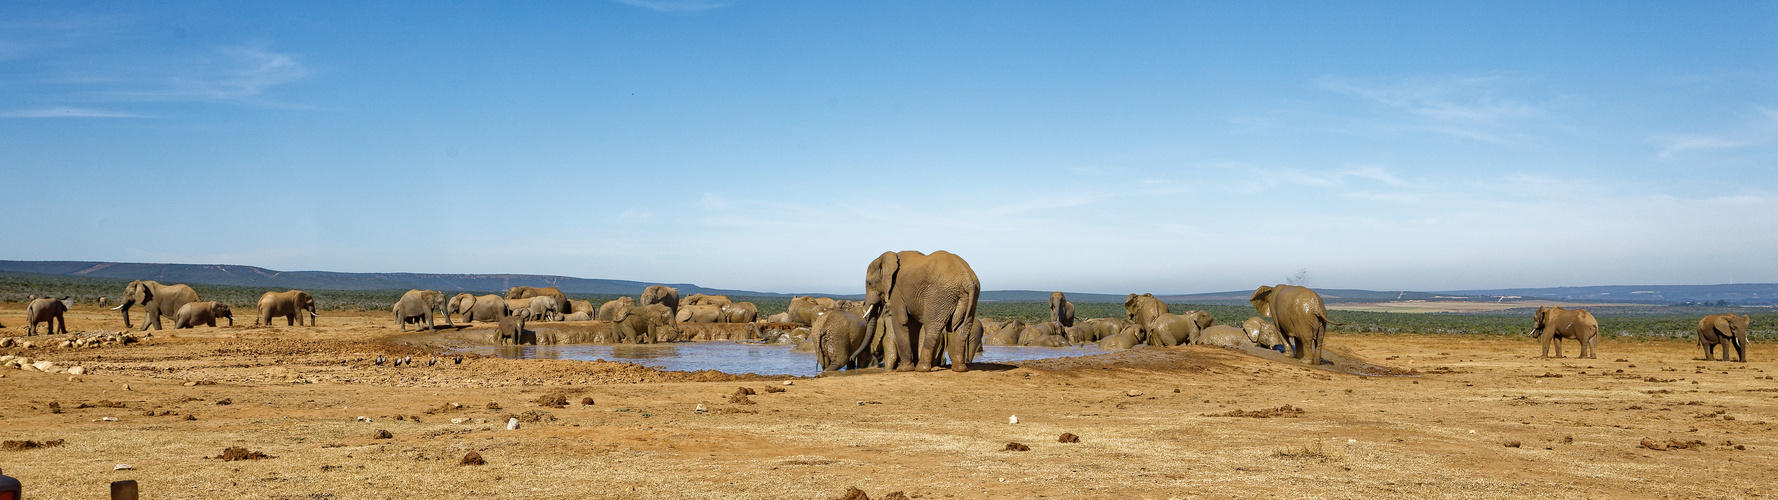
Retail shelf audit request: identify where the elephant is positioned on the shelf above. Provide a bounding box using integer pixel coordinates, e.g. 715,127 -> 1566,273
676,304 -> 724,323
762,325 -> 811,345
1017,321 -> 1069,347
503,297 -> 562,322
1531,306 -> 1599,359
506,286 -> 569,313
567,299 -> 595,317
787,295 -> 840,326
764,312 -> 793,324
24,296 -> 72,335
1241,317 -> 1289,351
722,302 -> 759,323
812,309 -> 875,371
255,290 -> 319,326
641,285 -> 680,317
451,293 -> 510,323
1097,325 -> 1144,350
613,303 -> 678,344
1124,293 -> 1169,342
173,301 -> 233,329
596,296 -> 636,321
1066,318 -> 1128,343
1149,310 -> 1214,347
683,293 -> 734,307
394,290 -> 451,331
563,311 -> 593,321
113,280 -> 200,331
496,313 -> 527,345
1050,291 -> 1076,328
984,319 -> 1025,346
1252,285 -> 1333,366
1698,313 -> 1751,362
863,250 -> 981,372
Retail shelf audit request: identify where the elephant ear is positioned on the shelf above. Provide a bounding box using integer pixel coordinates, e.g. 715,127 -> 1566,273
869,251 -> 900,300
1250,286 -> 1275,318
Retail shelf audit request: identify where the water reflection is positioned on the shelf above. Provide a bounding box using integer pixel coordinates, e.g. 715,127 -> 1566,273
462,342 -> 1107,377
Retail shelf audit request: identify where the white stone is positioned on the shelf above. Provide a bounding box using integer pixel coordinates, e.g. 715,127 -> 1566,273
33,361 -> 56,372
507,418 -> 519,430
114,464 -> 133,470
69,366 -> 86,376
1009,415 -> 1019,424
451,418 -> 470,424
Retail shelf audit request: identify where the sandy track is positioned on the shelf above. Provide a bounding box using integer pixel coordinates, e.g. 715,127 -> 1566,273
1,305 -> 1773,499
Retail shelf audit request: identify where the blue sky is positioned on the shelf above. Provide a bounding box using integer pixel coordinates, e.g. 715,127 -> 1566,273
3,1 -> 1775,295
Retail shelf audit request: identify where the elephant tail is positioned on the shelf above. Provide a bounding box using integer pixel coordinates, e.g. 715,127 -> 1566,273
1316,309 -> 1344,327
949,288 -> 978,333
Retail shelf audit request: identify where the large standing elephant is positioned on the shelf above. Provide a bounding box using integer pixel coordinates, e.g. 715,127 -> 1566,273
113,280 -> 200,331
613,303 -> 678,344
450,293 -> 510,323
596,296 -> 636,321
24,297 -> 71,335
1123,293 -> 1169,342
683,293 -> 734,307
722,302 -> 759,323
863,250 -> 981,372
506,286 -> 569,314
1251,285 -> 1332,366
676,304 -> 724,323
640,285 -> 680,318
787,295 -> 839,326
1698,313 -> 1751,362
256,290 -> 319,326
1050,291 -> 1076,328
394,290 -> 451,331
1531,306 -> 1598,359
173,301 -> 233,329
812,309 -> 874,372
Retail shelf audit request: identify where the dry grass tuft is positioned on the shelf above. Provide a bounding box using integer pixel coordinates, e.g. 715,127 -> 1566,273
214,447 -> 272,461
2,439 -> 65,451
1206,404 -> 1305,418
1004,442 -> 1030,452
1272,441 -> 1334,462
835,486 -> 870,500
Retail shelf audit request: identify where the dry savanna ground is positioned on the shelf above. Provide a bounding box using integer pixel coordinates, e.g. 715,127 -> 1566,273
1,304 -> 1774,499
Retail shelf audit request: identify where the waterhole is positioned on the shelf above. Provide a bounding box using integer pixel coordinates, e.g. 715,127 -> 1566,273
460,342 -> 1108,377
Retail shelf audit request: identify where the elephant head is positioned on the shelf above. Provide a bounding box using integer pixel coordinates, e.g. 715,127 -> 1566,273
863,251 -> 901,322
212,302 -> 235,327
1242,317 -> 1287,350
450,293 -> 476,316
115,280 -> 154,328
1050,291 -> 1075,327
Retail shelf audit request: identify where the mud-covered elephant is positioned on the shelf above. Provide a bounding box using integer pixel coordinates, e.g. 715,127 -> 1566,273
567,299 -> 596,317
1066,317 -> 1128,343
1124,293 -> 1168,341
1531,306 -> 1598,359
864,250 -> 981,372
613,303 -> 678,344
596,296 -> 636,321
683,293 -> 733,307
812,309 -> 875,371
787,295 -> 840,326
1050,291 -> 1076,327
394,290 -> 451,331
1698,313 -> 1751,362
24,296 -> 71,335
563,311 -> 592,321
641,285 -> 680,318
450,293 -> 510,323
1241,317 -> 1288,351
1151,310 -> 1213,347
984,319 -> 1026,346
676,304 -> 724,323
722,302 -> 759,323
1017,321 -> 1070,347
173,301 -> 233,329
496,313 -> 528,345
1097,325 -> 1144,350
1252,285 -> 1333,365
113,280 -> 200,331
506,286 -> 568,313
255,290 -> 319,326
1198,318 -> 1288,350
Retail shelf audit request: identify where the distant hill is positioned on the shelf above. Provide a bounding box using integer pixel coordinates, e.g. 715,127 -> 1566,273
3,260 -> 1772,305
0,260 -> 787,297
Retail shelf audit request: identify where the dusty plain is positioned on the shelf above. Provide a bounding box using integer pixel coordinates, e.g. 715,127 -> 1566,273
1,304 -> 1774,499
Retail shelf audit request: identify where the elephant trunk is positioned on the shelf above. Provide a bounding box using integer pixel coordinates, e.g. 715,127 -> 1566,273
117,302 -> 134,328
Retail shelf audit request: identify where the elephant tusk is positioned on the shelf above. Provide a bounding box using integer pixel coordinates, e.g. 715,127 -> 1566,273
110,304 -> 126,310
310,311 -> 322,317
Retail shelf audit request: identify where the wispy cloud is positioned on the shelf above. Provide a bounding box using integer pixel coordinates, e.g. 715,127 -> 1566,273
96,47 -> 311,105
1,106 -> 151,118
611,0 -> 732,14
1312,73 -> 1552,144
1655,107 -> 1778,158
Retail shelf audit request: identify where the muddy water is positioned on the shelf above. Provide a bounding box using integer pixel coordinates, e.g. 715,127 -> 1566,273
460,342 -> 1108,377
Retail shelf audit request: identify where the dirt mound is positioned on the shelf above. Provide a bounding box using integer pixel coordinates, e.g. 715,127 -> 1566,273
460,451 -> 485,465
214,447 -> 273,461
1205,405 -> 1306,418
1640,438 -> 1708,451
1058,433 -> 1080,443
2,439 -> 65,451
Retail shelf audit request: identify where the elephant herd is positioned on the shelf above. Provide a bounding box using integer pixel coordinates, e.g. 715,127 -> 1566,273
386,284 -> 763,346
970,286 -> 1324,367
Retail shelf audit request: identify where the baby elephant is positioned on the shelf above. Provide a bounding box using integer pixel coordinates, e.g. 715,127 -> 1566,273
496,313 -> 527,345
812,309 -> 872,371
173,301 -> 234,329
25,296 -> 73,335
1196,318 -> 1288,351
